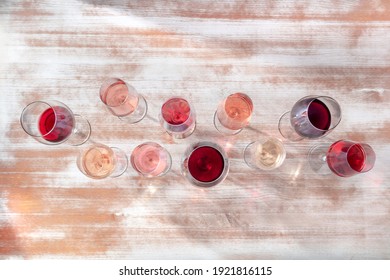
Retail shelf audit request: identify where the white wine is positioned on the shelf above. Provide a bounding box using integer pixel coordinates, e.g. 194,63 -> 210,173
245,138 -> 286,170
81,144 -> 116,179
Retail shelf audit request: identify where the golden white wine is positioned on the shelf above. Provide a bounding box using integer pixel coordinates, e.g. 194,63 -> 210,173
245,138 -> 286,170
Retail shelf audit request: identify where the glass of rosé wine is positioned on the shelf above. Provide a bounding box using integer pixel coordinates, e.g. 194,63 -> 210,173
20,100 -> 91,146
130,142 -> 172,177
159,97 -> 196,139
77,143 -> 128,179
182,141 -> 229,187
99,78 -> 147,124
278,95 -> 341,141
308,140 -> 375,177
214,92 -> 253,135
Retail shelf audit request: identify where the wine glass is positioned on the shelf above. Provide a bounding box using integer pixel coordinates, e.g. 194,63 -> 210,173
77,143 -> 128,179
308,140 -> 376,177
20,100 -> 91,146
278,95 -> 341,141
182,141 -> 229,187
214,92 -> 253,135
159,97 -> 196,139
99,78 -> 147,124
130,142 -> 172,177
244,137 -> 286,170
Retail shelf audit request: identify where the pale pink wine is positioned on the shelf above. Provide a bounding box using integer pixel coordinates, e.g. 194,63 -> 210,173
308,99 -> 331,131
101,80 -> 138,116
188,146 -> 224,182
131,143 -> 170,177
38,106 -> 74,142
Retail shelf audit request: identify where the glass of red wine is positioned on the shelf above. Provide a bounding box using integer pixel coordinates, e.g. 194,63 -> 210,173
99,78 -> 147,124
308,140 -> 376,177
20,100 -> 91,146
130,142 -> 172,177
214,92 -> 253,135
159,97 -> 196,139
278,95 -> 341,141
182,141 -> 229,187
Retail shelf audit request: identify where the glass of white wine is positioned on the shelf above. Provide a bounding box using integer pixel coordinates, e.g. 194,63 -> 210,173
244,137 -> 286,170
77,143 -> 128,179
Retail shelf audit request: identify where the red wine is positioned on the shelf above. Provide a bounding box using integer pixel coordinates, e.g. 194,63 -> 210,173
308,99 -> 331,130
161,97 -> 191,125
347,144 -> 365,172
38,106 -> 74,142
327,140 -> 366,177
188,146 -> 224,182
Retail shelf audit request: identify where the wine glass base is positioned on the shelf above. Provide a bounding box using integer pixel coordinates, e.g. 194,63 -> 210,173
213,111 -> 243,135
167,122 -> 196,139
119,94 -> 148,124
308,144 -> 332,175
68,114 -> 91,146
278,111 -> 304,141
110,147 -> 129,178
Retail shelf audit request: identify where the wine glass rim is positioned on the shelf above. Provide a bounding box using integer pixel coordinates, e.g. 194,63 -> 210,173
183,141 -> 229,187
160,96 -> 194,126
225,92 -> 253,107
99,78 -> 139,108
20,100 -> 73,139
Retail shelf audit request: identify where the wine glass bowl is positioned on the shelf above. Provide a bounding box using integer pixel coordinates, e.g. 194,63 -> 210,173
99,78 -> 147,123
214,92 -> 253,135
130,142 -> 172,177
279,95 -> 341,141
20,100 -> 91,146
159,97 -> 196,139
181,141 -> 229,187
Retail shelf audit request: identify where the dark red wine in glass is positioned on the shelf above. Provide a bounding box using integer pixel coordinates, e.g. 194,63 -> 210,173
188,146 -> 225,182
38,106 -> 74,142
308,99 -> 331,131
290,96 -> 340,139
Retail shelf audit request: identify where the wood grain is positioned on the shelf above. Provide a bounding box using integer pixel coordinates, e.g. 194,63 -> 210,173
1,0 -> 390,259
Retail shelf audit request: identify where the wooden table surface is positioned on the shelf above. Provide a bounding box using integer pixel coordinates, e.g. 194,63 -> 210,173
1,0 -> 390,259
